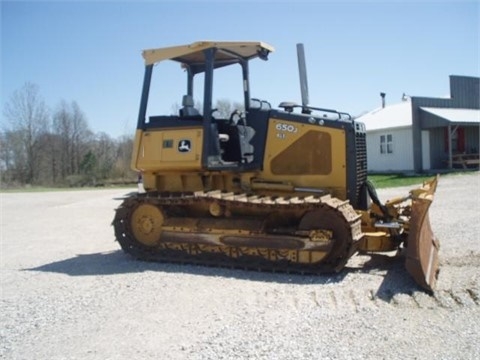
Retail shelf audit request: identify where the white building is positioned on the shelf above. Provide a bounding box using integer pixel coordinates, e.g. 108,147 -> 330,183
357,75 -> 480,173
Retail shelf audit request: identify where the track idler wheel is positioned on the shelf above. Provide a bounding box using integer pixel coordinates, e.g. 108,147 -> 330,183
298,208 -> 352,271
130,203 -> 164,246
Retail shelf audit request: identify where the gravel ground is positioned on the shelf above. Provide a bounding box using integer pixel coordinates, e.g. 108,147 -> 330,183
1,172 -> 479,360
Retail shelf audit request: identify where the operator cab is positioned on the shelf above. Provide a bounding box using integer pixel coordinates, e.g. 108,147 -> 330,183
137,41 -> 274,171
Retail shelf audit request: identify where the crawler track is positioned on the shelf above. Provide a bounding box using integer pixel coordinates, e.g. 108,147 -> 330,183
113,191 -> 363,274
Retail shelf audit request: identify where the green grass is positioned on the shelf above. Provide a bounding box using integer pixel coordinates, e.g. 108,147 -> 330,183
367,174 -> 436,189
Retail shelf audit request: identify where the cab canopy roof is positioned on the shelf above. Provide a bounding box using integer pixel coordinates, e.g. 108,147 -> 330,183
142,41 -> 274,72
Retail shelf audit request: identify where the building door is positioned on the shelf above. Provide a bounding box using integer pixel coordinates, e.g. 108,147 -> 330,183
444,126 -> 465,153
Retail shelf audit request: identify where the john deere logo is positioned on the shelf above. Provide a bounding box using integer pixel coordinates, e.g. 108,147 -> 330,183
178,139 -> 191,153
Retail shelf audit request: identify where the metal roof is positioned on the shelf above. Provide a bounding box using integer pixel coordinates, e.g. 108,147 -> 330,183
420,107 -> 480,124
142,41 -> 275,68
355,101 -> 412,131
357,102 -> 480,132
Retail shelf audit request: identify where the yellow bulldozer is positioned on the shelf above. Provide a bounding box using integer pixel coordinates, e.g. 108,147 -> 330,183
113,41 -> 440,291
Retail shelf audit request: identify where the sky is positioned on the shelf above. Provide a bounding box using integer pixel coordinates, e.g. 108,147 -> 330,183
1,0 -> 479,138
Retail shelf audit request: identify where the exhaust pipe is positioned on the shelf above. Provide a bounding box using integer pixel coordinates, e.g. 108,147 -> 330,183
295,44 -> 351,121
296,43 -> 311,114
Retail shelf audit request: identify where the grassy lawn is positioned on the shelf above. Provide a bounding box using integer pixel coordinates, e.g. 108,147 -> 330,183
367,173 -> 438,189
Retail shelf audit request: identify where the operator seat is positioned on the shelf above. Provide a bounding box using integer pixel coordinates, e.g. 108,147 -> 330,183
179,95 -> 200,117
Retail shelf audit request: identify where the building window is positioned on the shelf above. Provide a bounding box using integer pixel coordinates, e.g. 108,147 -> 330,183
380,134 -> 393,154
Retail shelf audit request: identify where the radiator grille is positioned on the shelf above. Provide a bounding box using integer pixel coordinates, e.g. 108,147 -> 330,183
355,130 -> 367,199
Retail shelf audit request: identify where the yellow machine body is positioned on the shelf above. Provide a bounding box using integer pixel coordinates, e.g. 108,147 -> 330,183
113,41 -> 440,292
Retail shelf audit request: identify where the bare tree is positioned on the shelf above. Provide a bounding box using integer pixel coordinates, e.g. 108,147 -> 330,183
93,132 -> 116,179
70,101 -> 92,174
53,100 -> 73,179
1,83 -> 148,187
0,130 -> 25,185
3,83 -> 49,184
52,100 -> 93,183
113,135 -> 134,180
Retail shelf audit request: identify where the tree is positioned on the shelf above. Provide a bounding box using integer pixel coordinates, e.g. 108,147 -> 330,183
114,135 -> 134,179
3,83 -> 50,184
70,101 -> 92,174
79,150 -> 97,185
52,100 -> 73,179
93,132 -> 116,179
52,100 -> 93,182
1,83 -> 140,187
112,135 -> 134,180
0,130 -> 26,185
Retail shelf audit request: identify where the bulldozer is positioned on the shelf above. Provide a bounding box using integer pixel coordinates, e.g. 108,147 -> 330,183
113,41 -> 440,291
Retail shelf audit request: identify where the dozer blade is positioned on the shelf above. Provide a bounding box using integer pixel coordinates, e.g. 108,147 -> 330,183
405,176 -> 440,292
